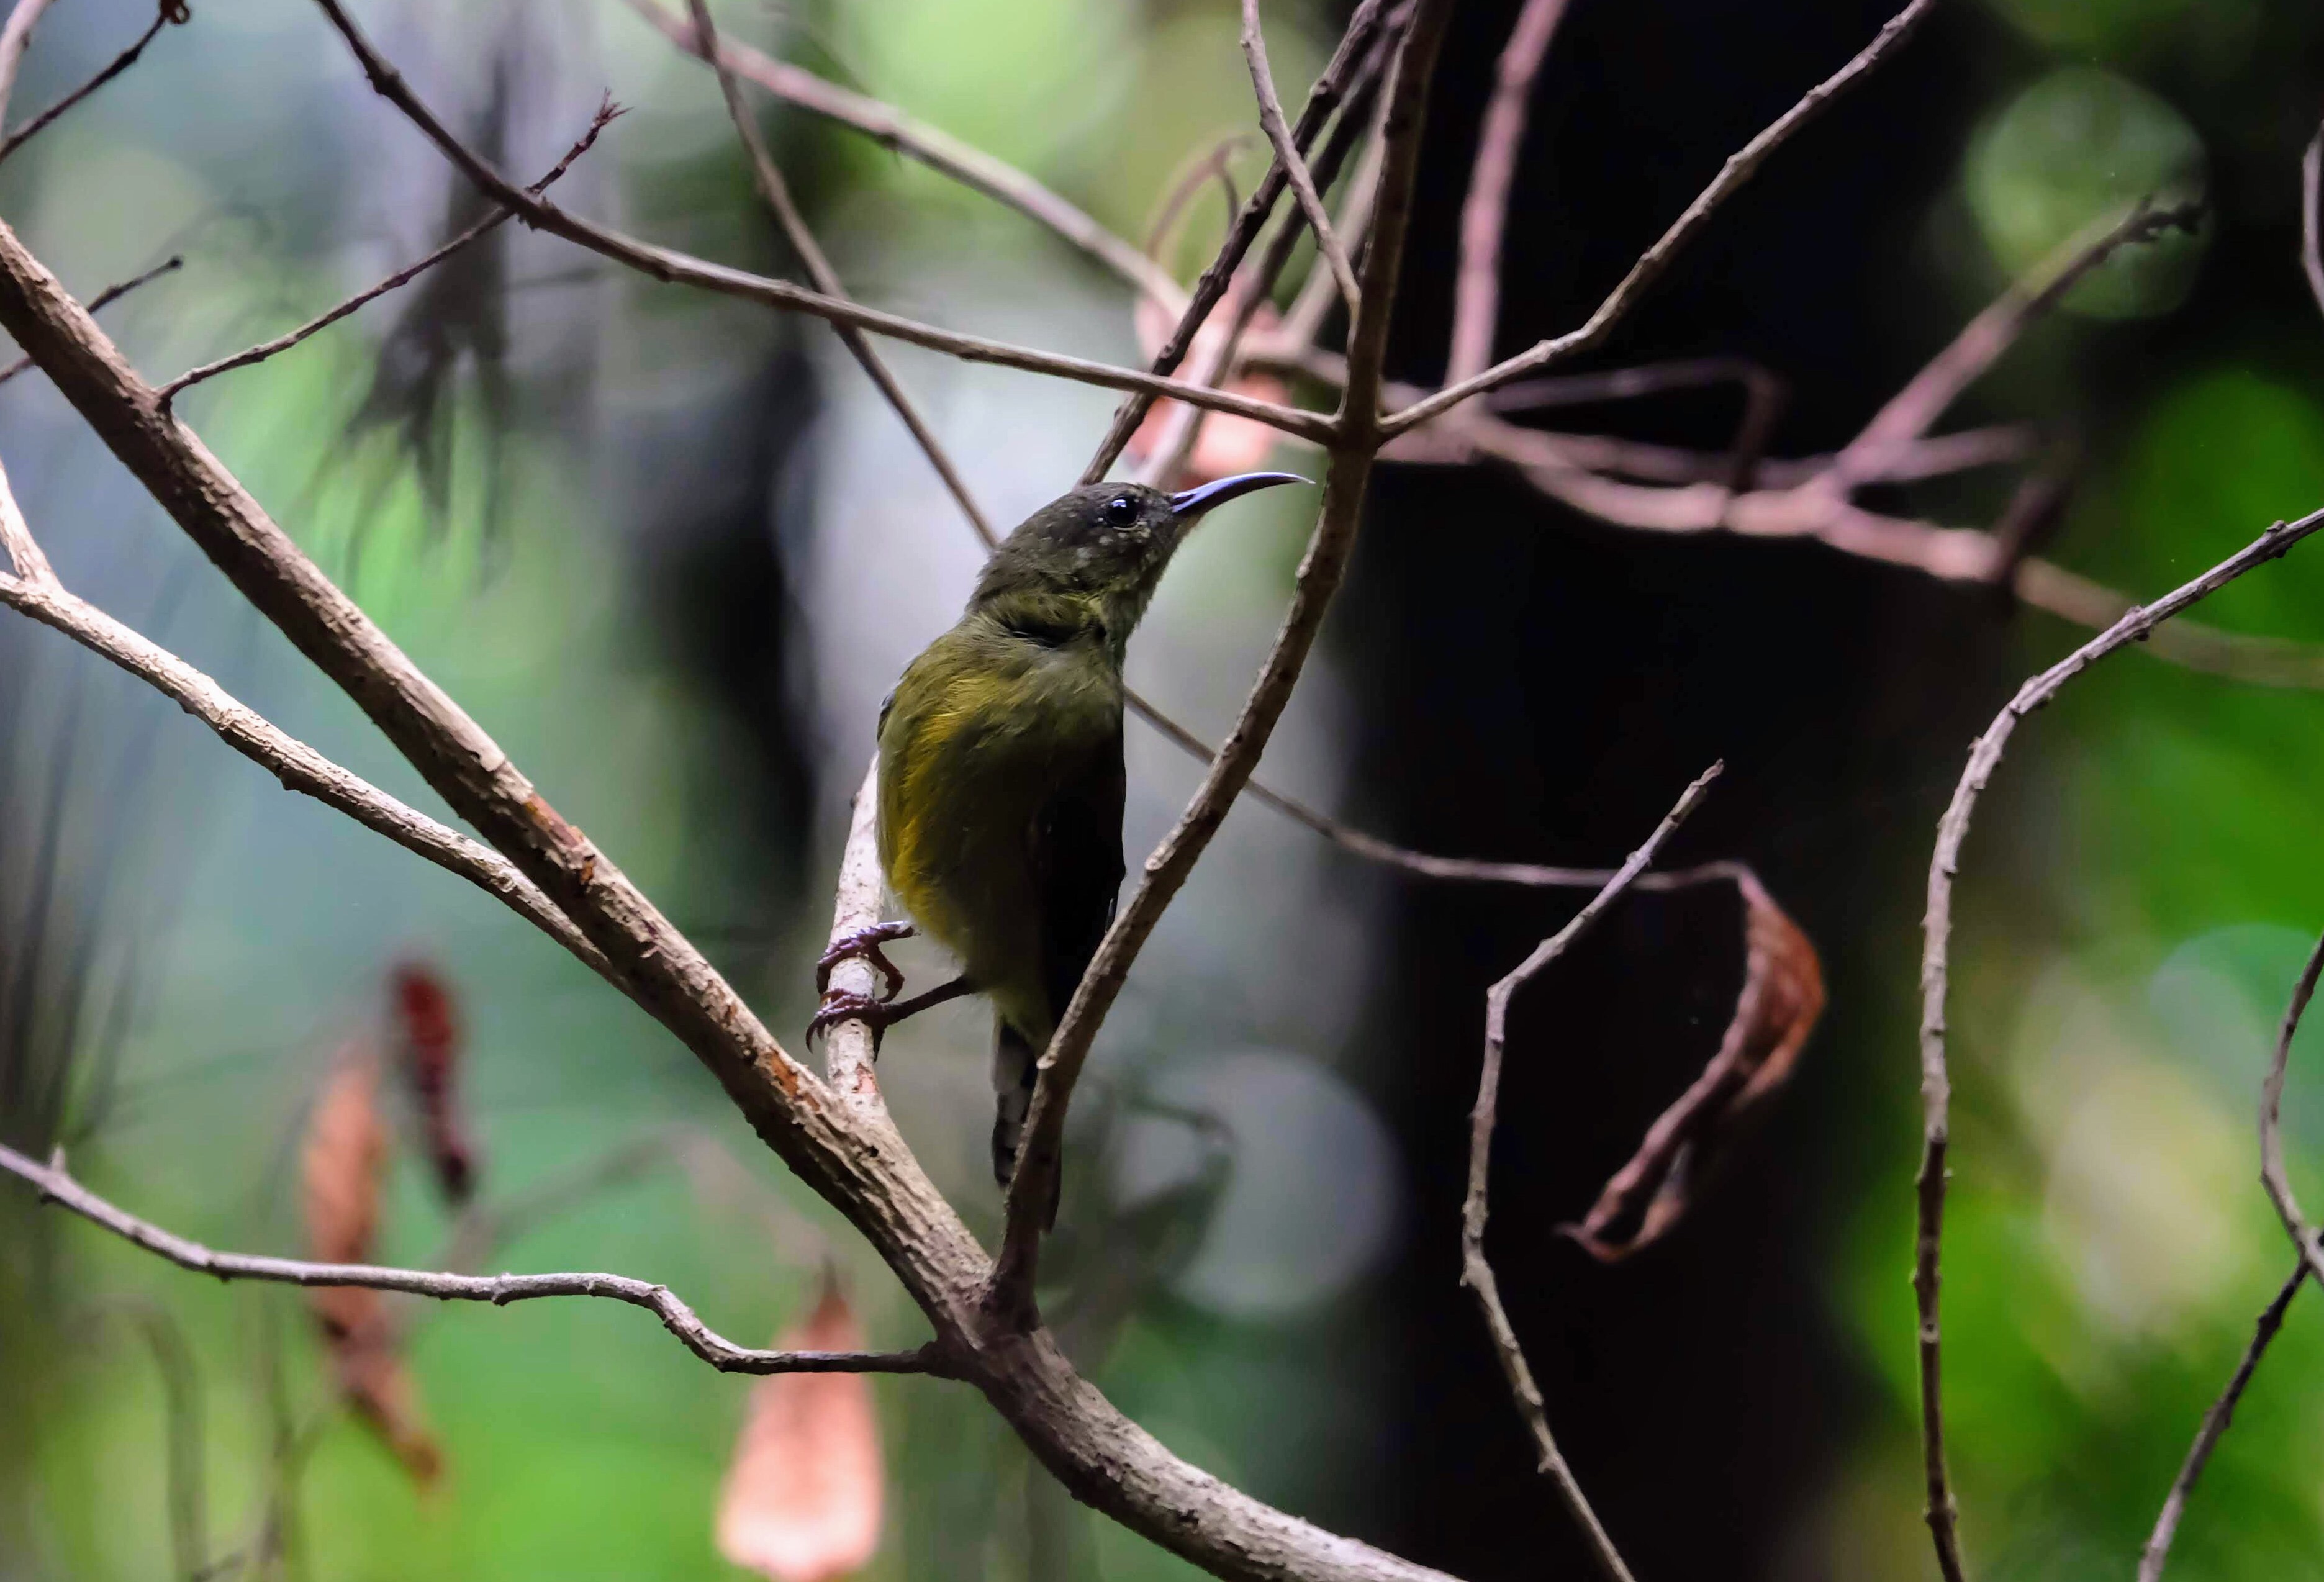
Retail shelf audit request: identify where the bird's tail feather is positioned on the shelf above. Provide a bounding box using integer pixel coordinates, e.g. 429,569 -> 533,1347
992,1018 -> 1059,1229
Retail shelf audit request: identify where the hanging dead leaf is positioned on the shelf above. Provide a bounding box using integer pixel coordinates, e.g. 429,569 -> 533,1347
716,1277 -> 884,1582
388,960 -> 477,1204
1560,869 -> 1825,1261
300,1046 -> 444,1485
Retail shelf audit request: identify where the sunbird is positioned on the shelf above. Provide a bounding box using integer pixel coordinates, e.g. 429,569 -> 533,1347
812,471 -> 1309,1213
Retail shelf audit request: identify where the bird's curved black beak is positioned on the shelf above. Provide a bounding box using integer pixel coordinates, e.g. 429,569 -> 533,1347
1168,471 -> 1311,520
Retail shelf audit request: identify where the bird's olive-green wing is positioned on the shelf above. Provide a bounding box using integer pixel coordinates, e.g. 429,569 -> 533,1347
1029,720 -> 1126,1029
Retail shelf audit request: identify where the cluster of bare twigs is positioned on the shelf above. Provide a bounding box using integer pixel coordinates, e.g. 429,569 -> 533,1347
6,0 -> 2324,1579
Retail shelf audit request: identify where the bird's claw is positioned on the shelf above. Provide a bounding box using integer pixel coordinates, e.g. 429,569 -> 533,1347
815,921 -> 915,1000
807,989 -> 898,1052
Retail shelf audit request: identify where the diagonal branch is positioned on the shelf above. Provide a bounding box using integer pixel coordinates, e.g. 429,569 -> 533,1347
0,1141 -> 955,1378
1444,0 -> 1573,386
684,0 -> 993,543
995,0 -> 1455,1312
309,0 -> 1335,445
0,0 -> 60,125
0,0 -> 182,166
0,562 -> 611,983
1385,0 -> 1938,436
1464,764 -> 1720,1582
0,253 -> 181,389
1917,504 -> 2324,1582
1241,0 -> 1360,319
2137,1254 -> 2310,1582
615,0 -> 1185,314
154,96 -> 620,413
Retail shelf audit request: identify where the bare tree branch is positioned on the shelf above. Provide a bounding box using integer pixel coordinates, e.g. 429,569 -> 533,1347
2138,1255 -> 2310,1582
1824,199 -> 2200,492
0,0 -> 181,166
684,0 -> 994,544
615,0 -> 1186,313
2304,119 -> 2324,323
1464,764 -> 1720,1582
0,253 -> 181,389
153,97 -> 618,413
997,0 -> 1454,1311
1917,504 -> 2324,1582
1385,0 -> 1938,436
1445,0 -> 1572,386
2260,931 -> 2324,1293
308,0 -> 1337,445
1241,0 -> 1360,319
1079,0 -> 1392,483
0,1141 -> 956,1378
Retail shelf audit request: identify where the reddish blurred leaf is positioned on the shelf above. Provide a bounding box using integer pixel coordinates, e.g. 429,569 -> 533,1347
716,1277 -> 884,1582
300,1048 -> 443,1485
389,959 -> 477,1204
1125,296 -> 1291,486
1561,870 -> 1825,1261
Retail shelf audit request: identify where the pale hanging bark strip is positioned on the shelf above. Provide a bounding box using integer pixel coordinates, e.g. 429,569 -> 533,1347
1444,0 -> 1573,386
1385,0 -> 1940,437
994,0 -> 1458,1313
1465,764 -> 1720,1582
0,0 -> 61,125
1917,505 -> 2324,1582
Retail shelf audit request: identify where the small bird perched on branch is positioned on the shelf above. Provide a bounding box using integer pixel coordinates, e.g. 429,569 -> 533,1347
812,471 -> 1308,1218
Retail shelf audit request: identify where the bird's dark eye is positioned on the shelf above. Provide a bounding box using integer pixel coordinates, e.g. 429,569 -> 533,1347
1102,494 -> 1138,528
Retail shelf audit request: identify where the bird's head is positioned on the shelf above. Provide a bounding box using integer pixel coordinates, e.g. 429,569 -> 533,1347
971,472 -> 1308,651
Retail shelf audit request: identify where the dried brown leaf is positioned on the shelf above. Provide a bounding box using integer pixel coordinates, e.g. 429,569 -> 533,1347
1560,870 -> 1825,1260
389,959 -> 476,1203
299,1046 -> 443,1484
716,1277 -> 884,1582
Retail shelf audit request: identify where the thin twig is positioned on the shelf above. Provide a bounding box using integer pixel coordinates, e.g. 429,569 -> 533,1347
615,0 -> 1185,312
0,1140 -> 956,1377
0,253 -> 182,389
1281,94 -> 1388,349
1464,764 -> 1718,1582
0,0 -> 60,125
2136,1255 -> 2310,1582
1240,0 -> 1360,318
1917,504 -> 2324,1582
0,565 -> 613,982
685,0 -> 993,543
1079,0 -> 1391,482
1445,0 -> 1573,386
995,0 -> 1454,1313
1385,0 -> 1938,436
0,1 -> 179,167
310,1 -> 1336,445
2260,930 -> 2324,1293
153,97 -> 621,412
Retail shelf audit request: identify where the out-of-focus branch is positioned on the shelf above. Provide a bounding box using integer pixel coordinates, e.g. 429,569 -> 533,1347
0,253 -> 181,389
0,1141 -> 955,1377
310,0 -> 1336,443
1465,765 -> 1719,1582
1445,0 -> 1571,386
1386,0 -> 1937,435
684,0 -> 994,543
998,0 -> 1454,1312
2261,929 -> 2324,1291
2302,119 -> 2324,323
2137,1255 -> 2310,1582
1917,505 -> 2324,1582
0,0 -> 60,124
1240,0 -> 1360,318
615,0 -> 1185,313
155,97 -> 619,413
1824,199 -> 2201,492
0,0 -> 183,166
